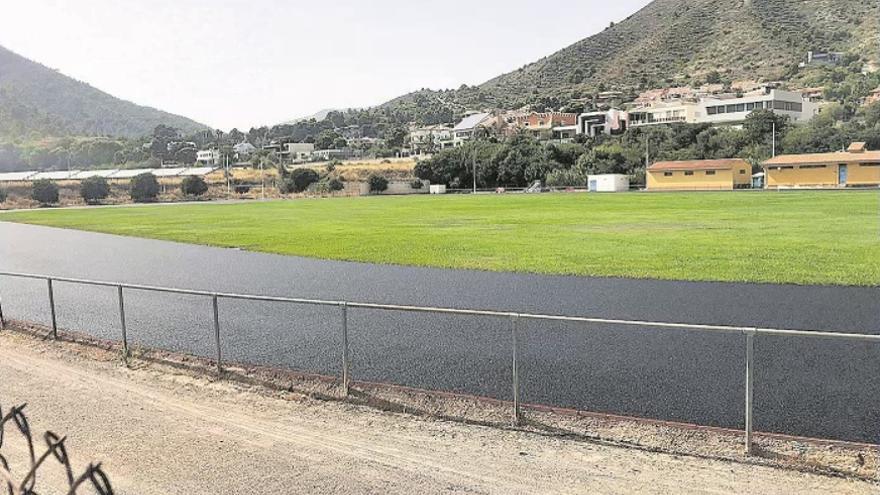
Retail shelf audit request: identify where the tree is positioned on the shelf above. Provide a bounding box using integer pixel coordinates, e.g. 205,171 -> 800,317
80,176 -> 110,204
743,110 -> 788,146
174,147 -> 198,165
315,130 -> 339,150
130,173 -> 160,202
0,188 -> 7,203
333,137 -> 348,149
181,175 -> 209,197
384,126 -> 408,148
281,168 -> 320,193
31,179 -> 59,205
368,174 -> 389,193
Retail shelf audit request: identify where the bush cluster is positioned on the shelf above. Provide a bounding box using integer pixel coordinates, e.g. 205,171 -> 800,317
368,174 -> 389,193
130,173 -> 160,202
181,175 -> 209,197
280,168 -> 320,194
80,176 -> 110,204
31,179 -> 59,205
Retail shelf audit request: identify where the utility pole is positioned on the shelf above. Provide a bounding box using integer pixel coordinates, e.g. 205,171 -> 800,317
225,152 -> 231,197
260,159 -> 265,200
472,141 -> 478,194
772,122 -> 777,158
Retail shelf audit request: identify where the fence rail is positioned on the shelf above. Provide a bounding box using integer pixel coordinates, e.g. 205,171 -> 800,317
1,269 -> 879,455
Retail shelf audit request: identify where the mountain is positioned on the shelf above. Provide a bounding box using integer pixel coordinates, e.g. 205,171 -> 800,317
0,45 -> 210,139
282,108 -> 343,124
381,0 -> 880,118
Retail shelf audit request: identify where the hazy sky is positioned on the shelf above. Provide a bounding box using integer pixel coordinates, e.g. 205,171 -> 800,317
1,0 -> 652,130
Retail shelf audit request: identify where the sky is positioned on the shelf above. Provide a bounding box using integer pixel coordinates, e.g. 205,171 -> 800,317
1,0 -> 652,130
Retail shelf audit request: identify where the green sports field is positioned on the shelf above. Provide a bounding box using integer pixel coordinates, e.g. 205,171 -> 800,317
3,191 -> 879,286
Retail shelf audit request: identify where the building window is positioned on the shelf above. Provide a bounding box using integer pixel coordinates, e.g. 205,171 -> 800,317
735,104 -> 746,112
707,106 -> 718,115
684,171 -> 694,176
861,163 -> 880,167
663,172 -> 673,177
739,169 -> 746,174
745,102 -> 756,111
726,105 -> 737,113
799,165 -> 827,169
705,170 -> 716,175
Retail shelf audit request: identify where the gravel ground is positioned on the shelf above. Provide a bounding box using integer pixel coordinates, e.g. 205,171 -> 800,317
0,330 -> 877,495
1,222 -> 879,444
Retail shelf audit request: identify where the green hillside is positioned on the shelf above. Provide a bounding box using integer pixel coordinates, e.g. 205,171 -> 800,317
0,45 -> 210,139
382,0 -> 880,118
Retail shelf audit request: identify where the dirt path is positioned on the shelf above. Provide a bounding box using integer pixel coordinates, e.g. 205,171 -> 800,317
0,332 -> 875,495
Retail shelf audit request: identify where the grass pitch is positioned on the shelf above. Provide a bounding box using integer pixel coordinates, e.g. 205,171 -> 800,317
3,191 -> 879,286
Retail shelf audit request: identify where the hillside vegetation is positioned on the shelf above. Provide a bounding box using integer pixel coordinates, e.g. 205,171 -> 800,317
382,0 -> 880,119
0,45 -> 209,139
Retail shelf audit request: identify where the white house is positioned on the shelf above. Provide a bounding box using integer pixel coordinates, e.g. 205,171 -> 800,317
451,112 -> 493,146
409,125 -> 453,154
233,142 -> 257,159
587,174 -> 630,192
285,143 -> 316,162
577,109 -> 629,137
196,149 -> 222,166
698,89 -> 821,124
629,87 -> 820,127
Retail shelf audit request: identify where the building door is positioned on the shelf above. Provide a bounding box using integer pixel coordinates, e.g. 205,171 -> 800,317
589,180 -> 598,192
838,164 -> 848,186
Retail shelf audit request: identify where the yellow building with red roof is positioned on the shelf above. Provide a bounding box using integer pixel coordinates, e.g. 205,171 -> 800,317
646,158 -> 752,191
762,143 -> 880,189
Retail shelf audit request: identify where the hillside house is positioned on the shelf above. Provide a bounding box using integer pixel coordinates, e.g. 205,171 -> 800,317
647,158 -> 752,191
409,125 -> 453,154
762,142 -> 880,189
233,142 -> 256,159
451,112 -> 495,146
577,109 -> 629,137
507,112 -> 578,138
630,87 -> 819,127
196,149 -> 222,166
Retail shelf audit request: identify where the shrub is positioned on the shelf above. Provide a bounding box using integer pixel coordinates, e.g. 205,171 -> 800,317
181,175 -> 209,197
328,178 -> 344,191
280,168 -> 320,193
0,188 -> 7,203
368,174 -> 389,193
80,176 -> 110,204
410,179 -> 423,189
31,179 -> 59,205
315,178 -> 345,194
130,173 -> 160,202
545,168 -> 587,188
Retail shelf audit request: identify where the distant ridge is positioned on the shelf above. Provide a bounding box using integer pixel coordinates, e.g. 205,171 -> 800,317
0,44 -> 210,139
380,0 -> 879,117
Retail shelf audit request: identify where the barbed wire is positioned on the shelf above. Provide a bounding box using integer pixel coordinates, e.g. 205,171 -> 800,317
0,402 -> 113,495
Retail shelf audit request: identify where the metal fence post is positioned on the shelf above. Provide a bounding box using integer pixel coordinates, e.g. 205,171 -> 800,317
745,330 -> 755,455
117,285 -> 129,365
47,278 -> 58,340
511,313 -> 521,425
341,302 -> 350,396
0,294 -> 5,331
212,295 -> 222,374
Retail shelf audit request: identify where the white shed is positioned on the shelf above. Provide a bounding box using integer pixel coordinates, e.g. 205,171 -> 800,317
587,174 -> 629,192
429,184 -> 447,194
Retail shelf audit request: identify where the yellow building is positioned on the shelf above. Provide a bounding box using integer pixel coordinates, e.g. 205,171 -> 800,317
646,159 -> 752,191
762,143 -> 880,189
